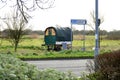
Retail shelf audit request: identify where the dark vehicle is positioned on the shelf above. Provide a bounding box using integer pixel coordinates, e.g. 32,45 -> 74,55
44,26 -> 72,50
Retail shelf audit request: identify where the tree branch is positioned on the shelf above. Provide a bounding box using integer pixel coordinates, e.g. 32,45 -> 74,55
0,0 -> 55,23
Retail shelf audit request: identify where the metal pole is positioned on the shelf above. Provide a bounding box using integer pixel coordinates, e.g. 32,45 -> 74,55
71,23 -> 73,50
83,24 -> 85,51
95,0 -> 99,71
95,0 -> 99,56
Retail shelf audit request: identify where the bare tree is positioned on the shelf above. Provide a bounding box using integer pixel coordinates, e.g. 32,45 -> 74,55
87,10 -> 104,48
0,0 -> 55,23
4,12 -> 28,52
87,10 -> 104,30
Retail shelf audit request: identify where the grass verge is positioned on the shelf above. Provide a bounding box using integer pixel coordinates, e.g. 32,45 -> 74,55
17,50 -> 94,60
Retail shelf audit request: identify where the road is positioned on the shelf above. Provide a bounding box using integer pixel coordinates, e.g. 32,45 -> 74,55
26,59 -> 93,77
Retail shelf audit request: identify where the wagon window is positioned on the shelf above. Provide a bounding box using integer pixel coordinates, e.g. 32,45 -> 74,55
45,28 -> 56,36
45,29 -> 49,35
51,29 -> 55,35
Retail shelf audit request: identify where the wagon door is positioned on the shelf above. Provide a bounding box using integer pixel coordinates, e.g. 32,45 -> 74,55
44,28 -> 56,45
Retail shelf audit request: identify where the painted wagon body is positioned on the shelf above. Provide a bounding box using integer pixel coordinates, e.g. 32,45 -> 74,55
44,27 -> 72,50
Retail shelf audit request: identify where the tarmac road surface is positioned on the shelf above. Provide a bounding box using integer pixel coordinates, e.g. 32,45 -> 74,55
26,59 -> 94,77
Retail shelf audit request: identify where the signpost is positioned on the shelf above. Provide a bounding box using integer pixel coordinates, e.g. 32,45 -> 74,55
71,19 -> 87,51
71,19 -> 87,25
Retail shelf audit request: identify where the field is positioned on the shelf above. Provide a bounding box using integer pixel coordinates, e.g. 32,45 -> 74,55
0,35 -> 120,59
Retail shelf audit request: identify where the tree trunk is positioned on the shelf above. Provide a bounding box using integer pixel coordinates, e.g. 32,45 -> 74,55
14,41 -> 19,52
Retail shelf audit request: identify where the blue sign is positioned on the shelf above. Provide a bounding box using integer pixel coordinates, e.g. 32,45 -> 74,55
71,19 -> 87,25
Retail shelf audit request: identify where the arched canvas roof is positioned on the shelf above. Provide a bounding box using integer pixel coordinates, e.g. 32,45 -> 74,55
55,27 -> 72,41
44,26 -> 72,41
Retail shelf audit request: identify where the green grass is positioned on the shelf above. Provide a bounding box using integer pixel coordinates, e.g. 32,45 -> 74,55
17,50 -> 94,60
0,35 -> 120,59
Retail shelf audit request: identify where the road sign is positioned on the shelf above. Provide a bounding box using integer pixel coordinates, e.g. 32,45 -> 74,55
71,19 -> 87,25
70,19 -> 87,51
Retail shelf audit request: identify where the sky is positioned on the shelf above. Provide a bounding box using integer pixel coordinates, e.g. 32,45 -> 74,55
0,0 -> 120,31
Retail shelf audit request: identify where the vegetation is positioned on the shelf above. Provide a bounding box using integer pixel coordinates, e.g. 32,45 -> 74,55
106,30 -> 120,40
80,50 -> 120,80
3,12 -> 28,52
1,29 -> 120,37
0,41 -> 119,79
0,34 -> 120,59
0,33 -> 119,79
16,50 -> 94,60
95,50 -> 120,80
0,53 -> 78,80
1,0 -> 120,79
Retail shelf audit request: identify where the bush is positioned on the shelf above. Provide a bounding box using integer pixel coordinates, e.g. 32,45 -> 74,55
80,72 -> 105,80
82,50 -> 120,80
0,53 -> 78,80
0,53 -> 37,80
96,50 -> 120,80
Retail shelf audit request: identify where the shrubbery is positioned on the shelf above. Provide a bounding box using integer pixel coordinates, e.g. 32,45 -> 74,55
96,50 -> 120,80
82,50 -> 120,80
0,53 -> 37,80
0,53 -> 78,80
